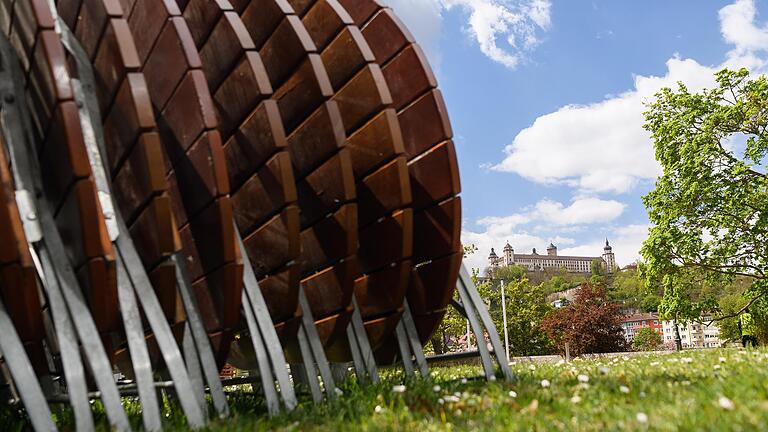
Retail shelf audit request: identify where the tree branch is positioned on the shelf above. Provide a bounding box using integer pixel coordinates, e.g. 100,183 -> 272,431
706,291 -> 766,326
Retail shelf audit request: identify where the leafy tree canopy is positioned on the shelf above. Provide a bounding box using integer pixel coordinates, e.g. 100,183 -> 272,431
641,68 -> 768,322
632,327 -> 663,352
542,283 -> 629,356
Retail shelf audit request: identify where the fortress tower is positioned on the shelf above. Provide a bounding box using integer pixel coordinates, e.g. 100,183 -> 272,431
602,239 -> 616,274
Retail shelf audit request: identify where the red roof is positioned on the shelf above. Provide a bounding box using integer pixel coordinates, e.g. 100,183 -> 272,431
621,312 -> 659,323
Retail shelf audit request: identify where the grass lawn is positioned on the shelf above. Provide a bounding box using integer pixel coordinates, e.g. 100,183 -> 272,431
4,348 -> 768,431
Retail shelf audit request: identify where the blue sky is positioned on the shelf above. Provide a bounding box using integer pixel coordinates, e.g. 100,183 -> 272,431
383,0 -> 768,271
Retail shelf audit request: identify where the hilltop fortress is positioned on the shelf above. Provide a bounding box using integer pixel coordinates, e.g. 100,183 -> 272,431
488,240 -> 616,274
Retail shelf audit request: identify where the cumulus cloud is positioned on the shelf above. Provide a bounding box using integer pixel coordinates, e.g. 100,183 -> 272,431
460,197 -> 624,270
443,0 -> 551,68
478,197 -> 625,228
720,0 -> 768,55
382,0 -> 552,69
492,0 -> 768,194
559,224 -> 650,269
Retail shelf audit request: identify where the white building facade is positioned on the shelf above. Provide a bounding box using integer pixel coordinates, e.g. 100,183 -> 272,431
488,240 -> 617,274
661,316 -> 725,348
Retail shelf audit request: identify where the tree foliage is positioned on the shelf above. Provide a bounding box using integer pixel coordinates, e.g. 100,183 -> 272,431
641,68 -> 768,322
542,283 -> 629,356
716,287 -> 768,344
494,278 -> 553,356
492,265 -> 527,284
607,268 -> 662,312
632,327 -> 663,351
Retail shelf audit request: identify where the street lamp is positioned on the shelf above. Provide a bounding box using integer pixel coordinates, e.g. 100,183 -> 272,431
501,279 -> 510,362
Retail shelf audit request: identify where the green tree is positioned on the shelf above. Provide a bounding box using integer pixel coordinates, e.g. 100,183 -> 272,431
716,286 -> 768,344
640,294 -> 661,313
492,265 -> 527,284
591,259 -> 604,276
632,327 -> 663,351
641,68 -> 768,323
495,279 -> 553,356
717,292 -> 745,342
608,268 -> 661,311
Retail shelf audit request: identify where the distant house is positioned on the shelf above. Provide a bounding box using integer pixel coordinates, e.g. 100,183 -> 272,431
545,284 -> 584,308
661,316 -> 724,348
620,312 -> 663,344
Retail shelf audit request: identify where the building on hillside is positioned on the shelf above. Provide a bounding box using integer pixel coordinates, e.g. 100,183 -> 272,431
661,316 -> 724,349
621,263 -> 638,272
620,312 -> 663,344
545,284 -> 584,308
487,239 -> 616,274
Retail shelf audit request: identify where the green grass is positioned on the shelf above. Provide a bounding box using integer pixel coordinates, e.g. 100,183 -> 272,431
5,348 -> 768,431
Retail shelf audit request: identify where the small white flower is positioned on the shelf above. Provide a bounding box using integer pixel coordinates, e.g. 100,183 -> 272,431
392,385 -> 406,393
508,390 -> 517,398
444,395 -> 460,403
489,375 -> 497,381
577,374 -> 589,383
461,378 -> 468,384
529,364 -> 536,371
541,379 -> 551,388
719,357 -> 727,363
374,405 -> 384,413
714,364 -> 721,370
650,361 -> 660,366
599,366 -> 609,375
622,356 -> 630,361
454,392 -> 461,398
636,412 -> 648,423
682,357 -> 693,364
718,396 -> 735,411
570,395 -> 582,404
432,385 -> 441,392
334,388 -> 344,396
438,398 -> 445,405
620,385 -> 630,394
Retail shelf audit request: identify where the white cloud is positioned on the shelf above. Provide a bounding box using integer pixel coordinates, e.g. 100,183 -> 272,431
559,224 -> 650,269
443,0 -> 551,68
460,197 -> 624,271
478,197 -> 625,227
719,0 -> 768,55
382,0 -> 552,69
492,0 -> 768,194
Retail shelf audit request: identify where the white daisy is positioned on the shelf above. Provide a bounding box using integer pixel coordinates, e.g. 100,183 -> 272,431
718,396 -> 735,411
